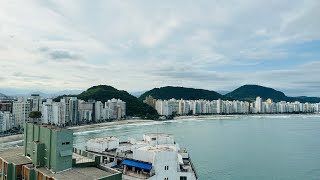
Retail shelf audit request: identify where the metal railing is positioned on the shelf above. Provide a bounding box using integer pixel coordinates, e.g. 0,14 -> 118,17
188,154 -> 198,179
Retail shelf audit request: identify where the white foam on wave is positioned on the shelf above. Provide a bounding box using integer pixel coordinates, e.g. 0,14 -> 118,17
74,126 -> 123,135
74,121 -> 168,135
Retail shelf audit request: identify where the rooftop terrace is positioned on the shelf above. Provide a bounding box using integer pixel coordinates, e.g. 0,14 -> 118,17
37,166 -> 117,180
0,147 -> 31,165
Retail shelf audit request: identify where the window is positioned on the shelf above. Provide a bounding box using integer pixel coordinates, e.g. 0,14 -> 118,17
165,166 -> 169,170
164,178 -> 168,180
152,137 -> 156,141
180,176 -> 187,180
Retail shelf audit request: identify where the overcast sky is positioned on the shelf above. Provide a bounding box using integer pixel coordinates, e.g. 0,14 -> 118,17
1,0 -> 320,96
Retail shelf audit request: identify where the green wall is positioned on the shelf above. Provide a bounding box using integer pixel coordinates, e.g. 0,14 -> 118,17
24,123 -> 73,172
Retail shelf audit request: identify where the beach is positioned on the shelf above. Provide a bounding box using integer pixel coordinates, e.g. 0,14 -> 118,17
69,119 -> 154,132
0,119 -> 155,144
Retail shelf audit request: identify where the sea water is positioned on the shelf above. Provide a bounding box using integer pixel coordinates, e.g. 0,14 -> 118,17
2,115 -> 320,179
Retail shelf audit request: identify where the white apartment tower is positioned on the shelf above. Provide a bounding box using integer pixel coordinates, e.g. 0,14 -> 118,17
255,96 -> 262,113
12,100 -> 30,128
0,112 -> 14,132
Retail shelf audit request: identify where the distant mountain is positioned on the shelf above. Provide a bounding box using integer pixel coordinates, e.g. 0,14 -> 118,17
225,85 -> 288,102
52,90 -> 83,97
29,91 -> 51,98
226,85 -> 320,103
290,96 -> 320,103
139,86 -> 223,101
0,93 -> 6,97
139,85 -> 320,103
55,85 -> 158,119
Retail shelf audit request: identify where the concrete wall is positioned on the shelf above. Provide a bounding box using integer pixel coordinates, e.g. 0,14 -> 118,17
24,123 -> 73,172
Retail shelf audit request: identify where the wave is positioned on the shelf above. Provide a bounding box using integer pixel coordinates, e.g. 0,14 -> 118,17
74,121 -> 168,135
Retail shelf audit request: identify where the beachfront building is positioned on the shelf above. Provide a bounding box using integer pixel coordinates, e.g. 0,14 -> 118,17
0,111 -> 14,133
68,97 -> 79,125
0,122 -> 122,180
85,133 -> 198,180
0,101 -> 12,112
255,96 -> 262,113
12,100 -> 30,128
79,100 -> 94,124
30,94 -> 42,112
39,97 -> 126,127
143,96 -> 156,108
151,97 -> 320,116
105,98 -> 126,119
42,99 -> 67,126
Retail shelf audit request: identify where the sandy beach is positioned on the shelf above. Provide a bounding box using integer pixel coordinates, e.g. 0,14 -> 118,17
0,119 -> 155,144
0,134 -> 24,144
69,119 -> 154,132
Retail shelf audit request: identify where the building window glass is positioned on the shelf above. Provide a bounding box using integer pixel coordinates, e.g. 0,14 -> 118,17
180,177 -> 187,180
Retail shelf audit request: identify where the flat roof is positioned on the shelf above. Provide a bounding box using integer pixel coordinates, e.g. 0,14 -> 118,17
72,153 -> 94,164
27,123 -> 72,132
87,137 -> 119,143
0,147 -> 31,165
144,133 -> 174,137
38,167 -> 117,180
138,145 -> 177,152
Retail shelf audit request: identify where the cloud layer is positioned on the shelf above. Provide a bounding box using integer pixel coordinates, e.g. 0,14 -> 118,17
0,0 -> 320,96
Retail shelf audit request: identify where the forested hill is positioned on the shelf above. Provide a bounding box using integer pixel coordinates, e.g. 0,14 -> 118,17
139,85 -> 320,103
225,85 -> 287,102
54,85 -> 159,118
139,86 -> 223,101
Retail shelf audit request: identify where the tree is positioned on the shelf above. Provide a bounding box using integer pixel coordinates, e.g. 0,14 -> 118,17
29,111 -> 42,123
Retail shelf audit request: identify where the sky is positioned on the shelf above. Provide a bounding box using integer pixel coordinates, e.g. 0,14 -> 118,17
0,0 -> 320,96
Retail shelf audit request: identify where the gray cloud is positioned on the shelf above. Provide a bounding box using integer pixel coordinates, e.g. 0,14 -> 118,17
38,47 -> 82,61
1,1 -> 320,96
13,72 -> 52,80
49,50 -> 80,61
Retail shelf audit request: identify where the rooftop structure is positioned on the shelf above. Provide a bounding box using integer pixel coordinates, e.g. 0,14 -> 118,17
0,123 -> 122,180
86,133 -> 198,180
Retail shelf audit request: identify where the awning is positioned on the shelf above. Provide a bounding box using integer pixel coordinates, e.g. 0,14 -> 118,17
121,159 -> 152,170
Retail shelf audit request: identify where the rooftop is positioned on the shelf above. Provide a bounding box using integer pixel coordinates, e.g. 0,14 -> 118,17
87,137 -> 119,143
144,133 -> 174,137
72,153 -> 95,164
28,122 -> 72,132
137,144 -> 177,152
0,147 -> 31,165
38,167 -> 116,180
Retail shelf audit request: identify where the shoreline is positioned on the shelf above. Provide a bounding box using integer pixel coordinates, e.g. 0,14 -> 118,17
174,113 -> 320,120
69,119 -> 155,132
0,119 -> 154,144
1,113 -> 319,144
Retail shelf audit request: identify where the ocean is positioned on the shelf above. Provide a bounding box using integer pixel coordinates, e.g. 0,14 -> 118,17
2,115 -> 320,179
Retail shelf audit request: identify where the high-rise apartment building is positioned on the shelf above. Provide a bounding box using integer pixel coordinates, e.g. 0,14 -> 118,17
12,100 -> 30,128
255,96 -> 262,113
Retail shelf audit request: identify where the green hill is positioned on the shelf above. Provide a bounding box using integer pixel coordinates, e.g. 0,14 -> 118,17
289,96 -> 320,103
225,85 -> 288,102
139,86 -> 223,101
225,85 -> 320,103
55,85 -> 159,119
